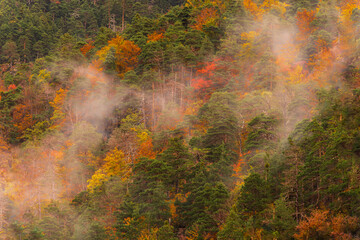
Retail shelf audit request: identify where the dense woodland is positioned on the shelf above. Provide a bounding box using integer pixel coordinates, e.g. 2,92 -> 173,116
2,0 -> 360,239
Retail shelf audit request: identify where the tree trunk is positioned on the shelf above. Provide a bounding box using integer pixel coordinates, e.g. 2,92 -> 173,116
142,90 -> 146,127
122,0 -> 126,32
152,82 -> 155,130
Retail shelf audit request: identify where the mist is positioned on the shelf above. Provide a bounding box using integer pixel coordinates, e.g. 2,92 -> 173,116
1,0 -> 360,238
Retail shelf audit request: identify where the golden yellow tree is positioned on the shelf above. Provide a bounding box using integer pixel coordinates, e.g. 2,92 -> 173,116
243,0 -> 288,19
49,88 -> 68,127
87,148 -> 130,192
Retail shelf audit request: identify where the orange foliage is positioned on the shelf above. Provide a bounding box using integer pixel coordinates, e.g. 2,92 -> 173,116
192,121 -> 208,134
147,31 -> 164,43
308,45 -> 336,87
90,59 -> 104,72
12,104 -> 34,133
186,225 -> 200,240
84,61 -> 107,88
80,40 -> 95,57
191,77 -> 212,90
296,10 -> 316,42
340,1 -> 360,23
338,2 -> 359,58
169,200 -> 177,219
243,0 -> 262,17
275,41 -> 300,72
105,226 -> 118,240
96,36 -> 141,77
191,7 -> 219,31
244,0 -> 288,19
294,210 -> 358,240
137,138 -> 157,159
232,152 -> 249,175
232,151 -> 251,185
0,135 -> 8,152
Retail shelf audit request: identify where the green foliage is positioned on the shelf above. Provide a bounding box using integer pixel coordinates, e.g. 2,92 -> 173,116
157,221 -> 176,240
27,227 -> 44,240
219,173 -> 274,239
87,222 -> 107,240
36,202 -> 74,239
177,180 -> 229,237
288,0 -> 319,13
270,198 -> 296,240
245,114 -> 279,152
217,208 -> 245,240
5,0 -> 360,239
252,51 -> 277,90
23,121 -> 50,142
0,86 -> 23,143
199,92 -> 240,150
237,173 -> 270,215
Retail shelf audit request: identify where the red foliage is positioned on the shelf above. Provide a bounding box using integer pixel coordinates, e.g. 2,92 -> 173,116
7,84 -> 16,91
191,58 -> 233,98
197,61 -> 217,76
191,77 -> 212,90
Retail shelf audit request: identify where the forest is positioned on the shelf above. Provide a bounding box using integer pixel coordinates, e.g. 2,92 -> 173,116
1,0 -> 360,239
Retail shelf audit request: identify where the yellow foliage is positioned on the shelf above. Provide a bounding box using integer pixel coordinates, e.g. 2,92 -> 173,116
270,1 -> 289,16
123,217 -> 134,226
186,225 -> 199,240
37,69 -> 51,83
243,0 -> 289,19
138,130 -> 150,143
287,65 -> 305,84
238,31 -> 259,59
87,170 -> 107,193
340,2 -> 359,23
241,31 -> 259,41
184,100 -> 203,116
102,148 -> 129,177
138,228 -> 158,240
87,148 -> 130,192
49,88 -> 68,126
243,0 -> 263,17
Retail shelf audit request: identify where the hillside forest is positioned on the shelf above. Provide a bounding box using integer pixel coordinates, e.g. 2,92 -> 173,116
2,0 -> 360,239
